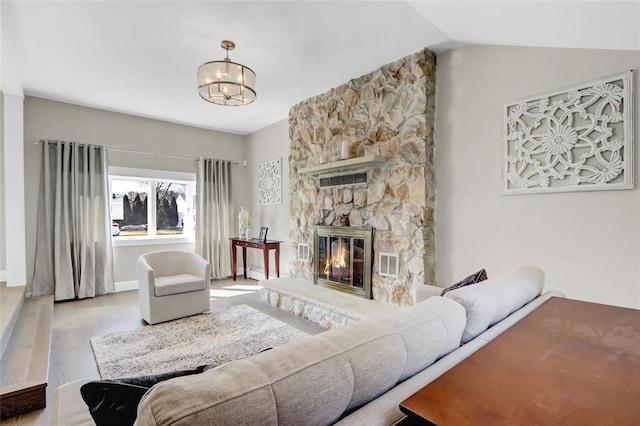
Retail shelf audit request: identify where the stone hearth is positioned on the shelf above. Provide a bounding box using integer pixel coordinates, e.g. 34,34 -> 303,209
260,278 -> 401,329
288,48 -> 437,306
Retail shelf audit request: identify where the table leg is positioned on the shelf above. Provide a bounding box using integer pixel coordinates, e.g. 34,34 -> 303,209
263,247 -> 269,280
232,241 -> 237,281
242,247 -> 247,279
275,246 -> 280,278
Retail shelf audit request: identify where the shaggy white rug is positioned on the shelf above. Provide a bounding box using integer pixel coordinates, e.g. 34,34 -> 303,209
90,304 -> 309,379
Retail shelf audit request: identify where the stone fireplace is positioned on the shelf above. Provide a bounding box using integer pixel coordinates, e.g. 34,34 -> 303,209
314,226 -> 373,299
288,48 -> 436,306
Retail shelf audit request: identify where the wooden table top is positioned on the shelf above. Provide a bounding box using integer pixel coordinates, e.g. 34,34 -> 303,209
400,297 -> 640,425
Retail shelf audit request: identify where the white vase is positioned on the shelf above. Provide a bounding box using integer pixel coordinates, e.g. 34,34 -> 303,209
243,228 -> 251,239
341,140 -> 349,160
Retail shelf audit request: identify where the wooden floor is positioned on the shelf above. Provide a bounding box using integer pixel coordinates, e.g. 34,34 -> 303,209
0,279 -> 325,425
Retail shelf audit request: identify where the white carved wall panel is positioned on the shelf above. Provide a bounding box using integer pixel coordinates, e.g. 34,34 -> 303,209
258,158 -> 281,205
503,71 -> 633,194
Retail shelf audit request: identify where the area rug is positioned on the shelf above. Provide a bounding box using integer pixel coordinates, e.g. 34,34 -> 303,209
90,304 -> 309,379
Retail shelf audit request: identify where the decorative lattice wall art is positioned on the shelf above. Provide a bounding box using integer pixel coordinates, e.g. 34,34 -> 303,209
503,71 -> 633,194
258,158 -> 281,205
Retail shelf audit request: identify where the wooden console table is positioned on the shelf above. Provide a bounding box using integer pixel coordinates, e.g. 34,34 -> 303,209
399,297 -> 640,425
230,238 -> 281,281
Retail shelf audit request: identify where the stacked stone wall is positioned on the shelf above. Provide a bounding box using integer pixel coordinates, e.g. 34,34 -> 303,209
288,49 -> 436,306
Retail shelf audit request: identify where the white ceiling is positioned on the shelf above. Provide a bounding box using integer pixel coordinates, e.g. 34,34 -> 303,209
2,1 -> 639,135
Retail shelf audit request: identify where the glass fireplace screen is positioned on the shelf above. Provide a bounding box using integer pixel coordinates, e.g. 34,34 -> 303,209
314,226 -> 373,299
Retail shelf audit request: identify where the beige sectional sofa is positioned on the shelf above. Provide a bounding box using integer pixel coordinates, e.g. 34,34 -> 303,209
52,265 -> 563,425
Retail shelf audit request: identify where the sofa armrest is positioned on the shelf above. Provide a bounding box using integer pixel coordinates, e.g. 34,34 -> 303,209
474,290 -> 565,344
445,265 -> 547,343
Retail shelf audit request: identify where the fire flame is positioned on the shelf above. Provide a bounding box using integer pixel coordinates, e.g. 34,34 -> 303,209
324,241 -> 348,274
333,243 -> 348,268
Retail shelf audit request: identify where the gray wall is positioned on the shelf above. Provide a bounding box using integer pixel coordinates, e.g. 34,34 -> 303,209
245,119 -> 291,277
435,45 -> 640,309
0,91 -> 4,274
23,97 -> 250,285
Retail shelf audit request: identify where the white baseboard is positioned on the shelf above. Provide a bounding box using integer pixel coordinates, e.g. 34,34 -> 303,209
0,270 -> 5,282
246,268 -> 288,281
114,268 -> 287,292
114,280 -> 138,292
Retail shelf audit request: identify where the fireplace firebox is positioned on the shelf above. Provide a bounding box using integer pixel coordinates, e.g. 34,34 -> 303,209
314,226 -> 373,299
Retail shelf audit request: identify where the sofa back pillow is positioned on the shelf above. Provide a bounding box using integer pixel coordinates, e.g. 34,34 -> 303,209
135,297 -> 466,426
444,265 -> 544,344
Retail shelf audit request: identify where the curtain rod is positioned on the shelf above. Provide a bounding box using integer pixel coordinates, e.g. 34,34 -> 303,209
34,140 -> 241,165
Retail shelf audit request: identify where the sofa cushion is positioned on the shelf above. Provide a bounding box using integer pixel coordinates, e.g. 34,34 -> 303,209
135,297 -> 466,426
440,268 -> 488,296
52,378 -> 95,426
445,265 -> 544,343
154,274 -> 205,296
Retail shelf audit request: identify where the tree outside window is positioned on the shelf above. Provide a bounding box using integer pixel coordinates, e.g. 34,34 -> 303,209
111,180 -> 149,237
155,182 -> 188,235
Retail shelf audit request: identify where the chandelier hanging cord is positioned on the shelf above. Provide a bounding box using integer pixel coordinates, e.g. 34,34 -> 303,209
221,40 -> 234,60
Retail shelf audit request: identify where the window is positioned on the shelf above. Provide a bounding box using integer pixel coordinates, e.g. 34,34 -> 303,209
109,168 -> 196,244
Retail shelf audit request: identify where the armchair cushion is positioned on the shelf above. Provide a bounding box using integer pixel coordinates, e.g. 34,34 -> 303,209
154,274 -> 207,297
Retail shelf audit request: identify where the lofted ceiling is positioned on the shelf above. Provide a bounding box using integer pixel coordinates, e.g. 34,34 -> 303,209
2,1 -> 639,135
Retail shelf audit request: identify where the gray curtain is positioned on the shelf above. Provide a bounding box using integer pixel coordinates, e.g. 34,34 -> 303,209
32,140 -> 114,301
196,158 -> 233,278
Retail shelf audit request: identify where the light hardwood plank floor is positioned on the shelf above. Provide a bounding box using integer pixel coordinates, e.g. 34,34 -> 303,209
0,278 -> 325,425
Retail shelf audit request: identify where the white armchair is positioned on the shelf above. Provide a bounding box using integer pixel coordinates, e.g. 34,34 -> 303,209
137,251 -> 211,325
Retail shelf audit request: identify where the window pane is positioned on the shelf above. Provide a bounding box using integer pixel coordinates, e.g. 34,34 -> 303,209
111,180 -> 149,237
156,182 -> 188,235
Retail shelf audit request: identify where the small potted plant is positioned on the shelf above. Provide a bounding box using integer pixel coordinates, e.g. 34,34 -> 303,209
238,207 -> 256,239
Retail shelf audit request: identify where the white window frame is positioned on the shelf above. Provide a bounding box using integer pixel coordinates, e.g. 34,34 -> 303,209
109,167 -> 196,247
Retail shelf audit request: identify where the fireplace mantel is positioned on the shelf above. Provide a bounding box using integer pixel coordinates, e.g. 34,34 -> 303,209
299,155 -> 386,176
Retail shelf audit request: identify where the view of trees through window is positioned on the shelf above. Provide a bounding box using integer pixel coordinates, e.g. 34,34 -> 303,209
110,177 -> 195,239
156,182 -> 187,235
